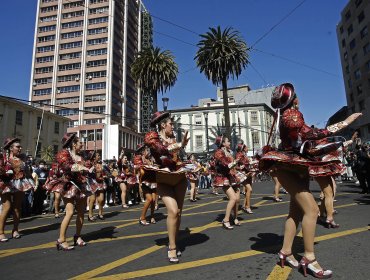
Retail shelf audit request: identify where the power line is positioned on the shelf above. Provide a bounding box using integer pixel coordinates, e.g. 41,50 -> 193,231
250,0 -> 307,48
253,48 -> 341,78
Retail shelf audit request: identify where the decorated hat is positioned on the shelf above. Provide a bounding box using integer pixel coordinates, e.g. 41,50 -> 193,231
271,83 -> 296,109
61,133 -> 77,148
236,143 -> 246,152
3,137 -> 21,150
150,111 -> 171,127
215,135 -> 225,148
135,143 -> 146,154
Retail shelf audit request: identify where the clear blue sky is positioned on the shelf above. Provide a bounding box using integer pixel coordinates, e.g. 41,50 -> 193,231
0,0 -> 350,127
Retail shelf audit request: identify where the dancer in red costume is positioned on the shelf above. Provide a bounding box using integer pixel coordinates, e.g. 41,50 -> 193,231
259,83 -> 361,278
116,150 -> 137,208
135,144 -> 157,225
213,135 -> 243,229
143,111 -> 189,264
50,133 -> 91,251
86,151 -> 107,221
186,154 -> 201,202
235,143 -> 254,214
0,138 -> 35,242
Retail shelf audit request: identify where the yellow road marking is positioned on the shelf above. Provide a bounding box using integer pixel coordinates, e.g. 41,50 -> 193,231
70,220 -> 220,280
88,226 -> 370,280
253,199 -> 269,207
266,265 -> 292,280
0,203 -> 358,259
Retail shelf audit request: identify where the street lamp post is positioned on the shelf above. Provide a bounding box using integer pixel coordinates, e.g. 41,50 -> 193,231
204,112 -> 209,153
162,97 -> 169,111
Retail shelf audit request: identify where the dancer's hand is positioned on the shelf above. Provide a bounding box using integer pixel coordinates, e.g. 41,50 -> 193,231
181,131 -> 190,148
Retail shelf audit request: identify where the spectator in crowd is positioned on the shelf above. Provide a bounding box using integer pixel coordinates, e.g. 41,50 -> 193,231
32,160 -> 49,215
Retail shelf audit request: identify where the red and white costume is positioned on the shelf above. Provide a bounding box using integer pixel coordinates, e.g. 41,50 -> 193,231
47,149 -> 90,199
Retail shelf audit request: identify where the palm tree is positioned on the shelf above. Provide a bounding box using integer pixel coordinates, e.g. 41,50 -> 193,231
195,26 -> 249,136
131,46 -> 179,114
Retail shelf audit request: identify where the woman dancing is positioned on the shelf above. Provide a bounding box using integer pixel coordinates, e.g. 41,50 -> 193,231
213,135 -> 242,229
87,151 -> 107,221
50,133 -> 91,251
0,138 -> 35,241
259,83 -> 361,278
143,111 -> 189,264
135,144 -> 157,225
235,143 -> 254,214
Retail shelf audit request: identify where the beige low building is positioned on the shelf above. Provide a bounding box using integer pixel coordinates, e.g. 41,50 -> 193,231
0,95 -> 69,158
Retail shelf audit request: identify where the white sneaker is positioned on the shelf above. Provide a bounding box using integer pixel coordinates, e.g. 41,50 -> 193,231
355,180 -> 360,185
103,204 -> 109,208
86,206 -> 89,211
128,201 -> 133,205
95,205 -> 99,210
109,199 -> 113,203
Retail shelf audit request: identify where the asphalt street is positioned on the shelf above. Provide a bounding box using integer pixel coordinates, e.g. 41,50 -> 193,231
0,180 -> 369,280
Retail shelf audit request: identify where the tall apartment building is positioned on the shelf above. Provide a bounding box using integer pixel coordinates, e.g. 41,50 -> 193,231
29,0 -> 149,159
337,0 -> 370,140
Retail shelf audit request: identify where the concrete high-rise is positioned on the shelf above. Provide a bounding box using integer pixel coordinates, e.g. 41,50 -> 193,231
30,0 -> 150,159
337,0 -> 370,140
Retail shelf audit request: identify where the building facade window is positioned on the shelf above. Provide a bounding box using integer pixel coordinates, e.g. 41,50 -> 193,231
89,0 -> 108,4
15,110 -> 23,125
87,48 -> 107,57
87,37 -> 108,46
38,35 -> 55,42
40,15 -> 57,23
59,52 -> 82,60
363,43 -> 370,55
85,94 -> 106,102
252,131 -> 260,147
85,106 -> 105,114
40,5 -> 58,13
33,88 -> 52,96
85,70 -> 106,79
358,11 -> 365,23
36,56 -> 54,63
352,53 -> 358,65
58,63 -> 81,71
56,109 -> 79,116
349,39 -> 356,50
54,122 -> 59,134
194,115 -> 202,125
62,11 -> 84,19
37,117 -> 43,130
57,85 -> 80,93
250,111 -> 258,124
345,10 -> 351,21
88,27 -> 108,35
354,69 -> 361,80
34,77 -> 52,85
347,24 -> 353,36
86,59 -> 107,67
86,82 -> 106,91
61,31 -> 83,39
37,45 -> 55,53
88,17 -> 108,25
39,25 -> 56,33
55,97 -> 80,105
61,20 -> 83,29
195,135 -> 203,150
89,7 -> 109,14
36,142 -> 42,158
35,66 -> 53,74
60,41 -> 82,50
57,74 -> 80,82
63,1 -> 84,9
360,26 -> 368,39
